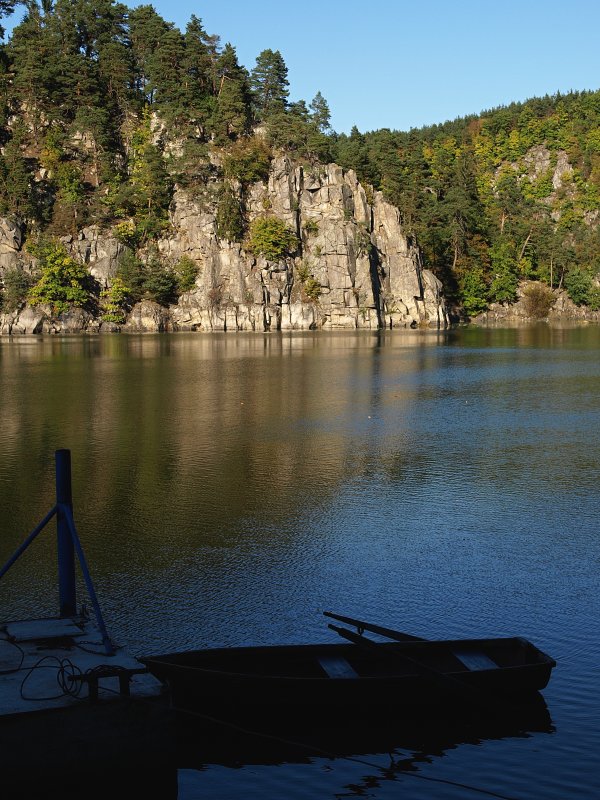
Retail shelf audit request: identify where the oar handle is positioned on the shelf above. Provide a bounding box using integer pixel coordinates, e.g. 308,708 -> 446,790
324,611 -> 425,642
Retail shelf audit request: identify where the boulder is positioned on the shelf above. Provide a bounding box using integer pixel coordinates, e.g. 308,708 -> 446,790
124,300 -> 172,332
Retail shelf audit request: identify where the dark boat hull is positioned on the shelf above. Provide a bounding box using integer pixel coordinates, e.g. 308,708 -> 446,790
141,637 -> 555,721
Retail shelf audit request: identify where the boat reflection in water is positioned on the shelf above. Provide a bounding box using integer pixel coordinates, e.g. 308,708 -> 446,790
154,613 -> 555,797
177,692 -> 554,798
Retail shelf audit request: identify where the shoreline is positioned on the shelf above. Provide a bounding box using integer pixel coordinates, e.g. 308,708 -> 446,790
1,318 -> 599,338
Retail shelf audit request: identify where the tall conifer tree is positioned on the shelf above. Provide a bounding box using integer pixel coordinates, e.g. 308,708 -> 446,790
250,49 -> 289,119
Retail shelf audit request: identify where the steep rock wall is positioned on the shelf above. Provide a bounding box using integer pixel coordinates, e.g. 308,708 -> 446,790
0,156 -> 448,333
159,156 -> 447,332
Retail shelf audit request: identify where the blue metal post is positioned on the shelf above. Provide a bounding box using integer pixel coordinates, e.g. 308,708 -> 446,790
56,449 -> 77,617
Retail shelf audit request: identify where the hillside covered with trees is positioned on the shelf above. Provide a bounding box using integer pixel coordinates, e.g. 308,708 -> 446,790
0,0 -> 598,324
334,93 -> 600,316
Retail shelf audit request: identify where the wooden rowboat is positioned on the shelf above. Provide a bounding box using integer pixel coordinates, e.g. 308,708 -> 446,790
140,616 -> 555,721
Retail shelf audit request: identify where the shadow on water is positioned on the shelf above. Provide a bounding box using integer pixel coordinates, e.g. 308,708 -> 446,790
0,692 -> 554,800
175,694 -> 554,797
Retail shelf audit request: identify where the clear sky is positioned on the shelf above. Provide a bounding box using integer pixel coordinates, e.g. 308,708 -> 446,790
4,0 -> 600,134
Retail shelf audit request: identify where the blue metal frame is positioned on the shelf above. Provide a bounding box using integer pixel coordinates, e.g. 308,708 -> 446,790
63,506 -> 114,655
56,448 -> 77,618
0,505 -> 57,581
0,450 -> 115,656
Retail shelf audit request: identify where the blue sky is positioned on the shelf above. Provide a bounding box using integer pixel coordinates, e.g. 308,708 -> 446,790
4,0 -> 600,133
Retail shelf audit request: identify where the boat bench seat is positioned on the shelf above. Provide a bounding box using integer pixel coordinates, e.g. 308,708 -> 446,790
318,655 -> 359,679
452,647 -> 498,671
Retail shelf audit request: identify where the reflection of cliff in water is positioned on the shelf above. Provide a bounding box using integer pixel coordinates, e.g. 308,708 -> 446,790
0,332 -> 443,614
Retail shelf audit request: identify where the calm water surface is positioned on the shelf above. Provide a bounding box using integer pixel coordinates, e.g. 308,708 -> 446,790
1,327 -> 599,799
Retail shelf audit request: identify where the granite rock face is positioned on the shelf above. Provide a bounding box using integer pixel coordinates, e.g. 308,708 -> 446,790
68,226 -> 126,288
160,156 -> 448,332
0,217 -> 23,276
0,157 -> 448,333
123,299 -> 172,332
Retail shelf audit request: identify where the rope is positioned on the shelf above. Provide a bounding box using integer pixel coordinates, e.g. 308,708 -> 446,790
18,658 -> 128,701
19,656 -> 85,701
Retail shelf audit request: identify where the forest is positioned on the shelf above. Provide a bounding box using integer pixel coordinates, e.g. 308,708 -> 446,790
0,0 -> 598,319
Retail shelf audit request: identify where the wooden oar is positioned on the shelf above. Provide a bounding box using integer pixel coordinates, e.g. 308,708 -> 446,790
323,611 -> 425,642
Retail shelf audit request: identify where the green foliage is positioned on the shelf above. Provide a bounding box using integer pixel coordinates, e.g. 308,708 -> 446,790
174,256 -> 199,293
116,250 -> 146,303
309,92 -> 331,132
0,267 -> 33,312
564,266 -> 595,306
113,220 -> 141,248
0,125 -> 36,220
212,44 -> 252,143
215,186 -> 245,242
250,49 -> 289,119
246,216 -> 297,262
115,250 -> 183,306
143,258 -> 178,306
333,90 -> 600,311
588,286 -> 600,310
171,139 -> 213,192
100,276 -> 130,323
266,98 -> 333,162
459,267 -> 489,317
222,138 -> 272,183
39,127 -> 87,232
27,239 -> 90,314
522,283 -> 555,318
488,240 -> 519,303
296,262 -> 321,301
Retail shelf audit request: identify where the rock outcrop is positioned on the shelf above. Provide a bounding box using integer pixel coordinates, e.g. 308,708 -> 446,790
0,217 -> 23,276
159,156 -> 447,332
473,280 -> 600,326
0,156 -> 448,334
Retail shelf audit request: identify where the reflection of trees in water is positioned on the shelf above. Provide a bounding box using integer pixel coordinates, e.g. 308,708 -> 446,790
0,333 -> 435,551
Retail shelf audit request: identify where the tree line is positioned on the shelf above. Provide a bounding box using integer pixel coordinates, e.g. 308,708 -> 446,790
334,92 -> 600,314
0,0 -> 598,319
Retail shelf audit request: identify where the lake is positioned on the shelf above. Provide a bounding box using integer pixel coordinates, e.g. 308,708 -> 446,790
1,326 -> 599,799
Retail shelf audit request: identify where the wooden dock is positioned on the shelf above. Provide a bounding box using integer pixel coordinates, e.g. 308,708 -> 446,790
0,451 -> 177,797
0,614 -> 175,797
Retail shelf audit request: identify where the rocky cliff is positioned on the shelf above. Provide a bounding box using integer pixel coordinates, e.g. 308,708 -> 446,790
0,156 -> 448,334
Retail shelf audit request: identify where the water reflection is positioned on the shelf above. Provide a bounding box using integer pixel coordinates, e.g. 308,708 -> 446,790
1,328 -> 599,799
177,695 -> 553,799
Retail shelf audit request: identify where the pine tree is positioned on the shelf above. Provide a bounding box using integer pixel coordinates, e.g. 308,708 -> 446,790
309,92 -> 331,132
250,49 -> 289,119
129,4 -> 172,103
149,27 -> 187,115
8,5 -> 56,118
0,125 -> 33,218
213,44 -> 251,141
183,15 -> 220,98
